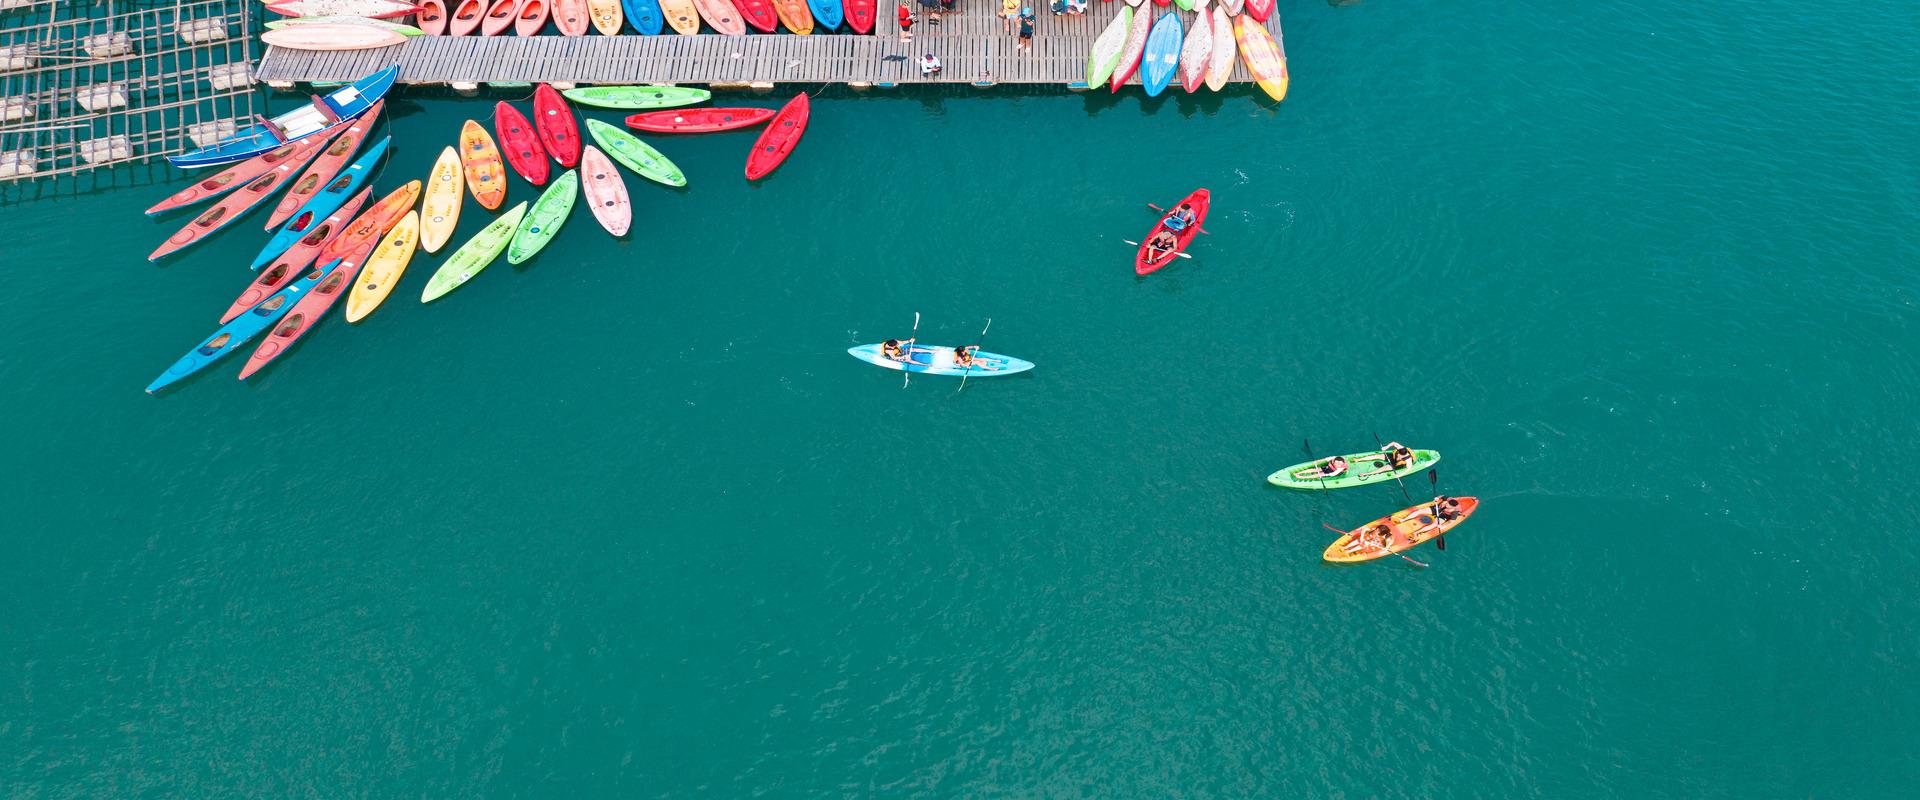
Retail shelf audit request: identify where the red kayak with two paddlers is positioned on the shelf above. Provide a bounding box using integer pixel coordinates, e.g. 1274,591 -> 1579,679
1135,187 -> 1209,275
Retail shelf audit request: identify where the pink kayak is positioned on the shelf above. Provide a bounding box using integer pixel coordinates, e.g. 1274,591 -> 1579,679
224,188 -> 371,321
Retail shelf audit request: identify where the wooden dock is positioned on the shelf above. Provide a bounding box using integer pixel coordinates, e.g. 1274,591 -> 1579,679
254,6 -> 1280,88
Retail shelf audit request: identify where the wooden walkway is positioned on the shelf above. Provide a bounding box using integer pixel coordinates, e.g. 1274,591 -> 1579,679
254,5 -> 1275,87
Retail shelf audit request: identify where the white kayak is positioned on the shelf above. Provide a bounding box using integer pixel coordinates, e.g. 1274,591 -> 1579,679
848,344 -> 1035,377
1206,5 -> 1236,92
1179,8 -> 1212,93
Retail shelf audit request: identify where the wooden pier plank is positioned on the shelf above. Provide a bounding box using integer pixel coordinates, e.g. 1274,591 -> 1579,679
254,8 -> 1282,89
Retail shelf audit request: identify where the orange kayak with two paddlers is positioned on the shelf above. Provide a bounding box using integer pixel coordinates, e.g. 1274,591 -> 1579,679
1322,497 -> 1480,563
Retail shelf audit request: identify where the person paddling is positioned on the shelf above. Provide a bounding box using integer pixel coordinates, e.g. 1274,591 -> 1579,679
1146,229 -> 1177,259
881,338 -> 916,362
1164,202 -> 1196,233
1358,442 -> 1417,477
1295,455 -> 1348,480
952,345 -> 998,371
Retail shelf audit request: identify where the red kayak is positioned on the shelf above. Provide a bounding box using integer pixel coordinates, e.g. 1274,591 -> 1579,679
265,100 -> 381,229
745,92 -> 809,181
237,256 -> 360,380
532,84 -> 580,167
224,188 -> 370,321
732,0 -> 778,32
844,0 -> 874,33
627,107 -> 775,134
1244,0 -> 1272,22
146,134 -> 330,215
494,101 -> 550,185
1134,188 -> 1209,275
146,138 -> 332,261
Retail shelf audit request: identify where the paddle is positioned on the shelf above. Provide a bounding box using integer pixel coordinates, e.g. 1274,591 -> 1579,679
902,311 -> 920,389
1323,522 -> 1428,568
1430,468 -> 1446,551
1302,438 -> 1334,490
958,317 -> 991,392
1122,240 -> 1192,259
1146,202 -> 1209,234
1372,431 -> 1418,507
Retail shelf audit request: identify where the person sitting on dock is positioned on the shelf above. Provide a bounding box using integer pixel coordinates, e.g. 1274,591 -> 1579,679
1164,202 -> 1196,233
881,338 -> 916,362
920,53 -> 944,78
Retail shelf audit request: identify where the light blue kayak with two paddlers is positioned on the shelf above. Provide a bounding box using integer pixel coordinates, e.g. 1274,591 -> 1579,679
847,344 -> 1034,377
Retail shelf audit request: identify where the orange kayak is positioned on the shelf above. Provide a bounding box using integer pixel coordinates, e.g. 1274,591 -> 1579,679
1322,498 -> 1479,563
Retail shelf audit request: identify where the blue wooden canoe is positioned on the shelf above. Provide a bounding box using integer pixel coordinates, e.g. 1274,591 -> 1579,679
807,0 -> 842,30
1141,12 -> 1183,97
622,0 -> 663,34
249,137 -> 390,270
848,344 -> 1035,377
169,65 -> 398,168
146,260 -> 342,394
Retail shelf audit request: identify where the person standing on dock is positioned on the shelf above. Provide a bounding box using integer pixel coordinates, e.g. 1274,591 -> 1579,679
898,1 -> 914,41
1017,7 -> 1035,53
1001,0 -> 1017,34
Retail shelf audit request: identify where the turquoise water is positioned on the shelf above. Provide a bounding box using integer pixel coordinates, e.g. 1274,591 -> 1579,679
6,1 -> 1920,795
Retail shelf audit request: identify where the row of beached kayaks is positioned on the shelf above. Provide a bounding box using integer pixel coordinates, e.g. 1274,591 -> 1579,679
257,0 -> 879,48
146,73 -> 813,393
1087,1 -> 1287,102
1263,444 -> 1481,564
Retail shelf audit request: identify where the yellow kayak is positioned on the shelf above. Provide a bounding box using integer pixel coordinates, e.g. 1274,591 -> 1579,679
1322,497 -> 1479,563
419,146 -> 463,254
1233,15 -> 1289,103
345,210 -> 419,323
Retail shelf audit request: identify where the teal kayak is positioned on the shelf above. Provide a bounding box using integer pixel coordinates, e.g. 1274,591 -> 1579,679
562,85 -> 711,110
421,202 -> 527,303
1266,448 -> 1442,490
847,344 -> 1035,377
507,170 -> 578,265
585,119 -> 686,187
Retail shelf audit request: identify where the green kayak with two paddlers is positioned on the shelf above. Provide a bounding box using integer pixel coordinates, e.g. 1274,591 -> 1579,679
1267,446 -> 1441,490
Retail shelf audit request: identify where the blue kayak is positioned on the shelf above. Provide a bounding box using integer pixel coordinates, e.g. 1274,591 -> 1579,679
807,0 -> 842,30
249,137 -> 390,270
146,260 -> 342,394
622,0 -> 663,34
848,344 -> 1035,377
1141,11 -> 1183,97
169,66 -> 396,168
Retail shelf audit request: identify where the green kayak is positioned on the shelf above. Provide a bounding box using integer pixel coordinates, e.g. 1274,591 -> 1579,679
585,119 -> 686,188
561,85 -> 711,110
1266,449 -> 1442,490
421,202 -> 527,303
507,170 -> 577,265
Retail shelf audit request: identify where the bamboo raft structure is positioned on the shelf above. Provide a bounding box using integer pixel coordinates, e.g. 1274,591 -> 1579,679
0,0 -> 257,182
255,5 -> 1281,88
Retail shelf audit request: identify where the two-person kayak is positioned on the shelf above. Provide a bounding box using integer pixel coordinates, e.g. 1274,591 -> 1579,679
1323,496 -> 1479,563
1267,446 -> 1441,490
1136,187 -> 1209,274
847,343 -> 1034,377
